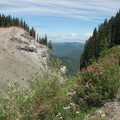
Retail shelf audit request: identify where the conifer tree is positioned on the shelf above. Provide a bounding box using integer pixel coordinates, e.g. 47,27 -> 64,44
37,34 -> 39,43
48,40 -> 52,50
30,27 -> 36,39
80,10 -> 120,69
44,34 -> 47,45
20,19 -> 23,28
0,14 -> 1,27
39,37 -> 42,44
0,14 -> 36,38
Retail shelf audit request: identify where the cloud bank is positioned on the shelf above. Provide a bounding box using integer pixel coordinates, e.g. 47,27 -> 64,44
0,0 -> 119,42
0,0 -> 120,22
48,33 -> 92,43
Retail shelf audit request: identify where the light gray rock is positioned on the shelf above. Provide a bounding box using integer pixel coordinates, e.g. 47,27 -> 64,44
0,27 -> 52,88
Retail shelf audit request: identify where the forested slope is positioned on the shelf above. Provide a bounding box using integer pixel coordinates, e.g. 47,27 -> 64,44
0,14 -> 51,46
80,10 -> 120,69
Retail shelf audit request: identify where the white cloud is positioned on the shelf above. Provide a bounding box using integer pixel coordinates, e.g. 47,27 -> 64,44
67,33 -> 80,37
0,0 -> 119,43
0,0 -> 120,22
48,33 -> 92,43
66,33 -> 92,42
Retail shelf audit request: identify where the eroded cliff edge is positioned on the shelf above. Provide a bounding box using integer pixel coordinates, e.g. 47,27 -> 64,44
0,27 -> 51,87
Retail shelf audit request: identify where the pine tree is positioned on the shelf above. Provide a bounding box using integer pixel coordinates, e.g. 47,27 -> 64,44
20,19 -> 23,28
30,27 -> 36,39
80,10 -> 120,69
48,40 -> 52,50
39,37 -> 42,44
37,34 -> 39,42
0,14 -> 36,38
44,34 -> 47,45
0,14 -> 1,27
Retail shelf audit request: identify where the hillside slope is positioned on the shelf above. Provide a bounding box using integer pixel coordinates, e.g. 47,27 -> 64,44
52,42 -> 84,61
52,42 -> 84,75
0,27 -> 51,87
83,46 -> 120,120
80,10 -> 120,69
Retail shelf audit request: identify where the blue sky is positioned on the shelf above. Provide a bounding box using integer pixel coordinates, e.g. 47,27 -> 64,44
0,0 -> 120,43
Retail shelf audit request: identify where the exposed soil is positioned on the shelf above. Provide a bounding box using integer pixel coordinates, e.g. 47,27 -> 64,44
0,27 -> 50,88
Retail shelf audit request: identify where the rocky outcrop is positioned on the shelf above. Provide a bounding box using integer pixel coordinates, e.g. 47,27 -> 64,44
0,27 -> 51,88
84,94 -> 120,120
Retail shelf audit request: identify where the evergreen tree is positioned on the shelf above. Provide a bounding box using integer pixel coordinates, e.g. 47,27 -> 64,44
30,27 -> 36,39
39,37 -> 42,44
48,40 -> 52,50
20,18 -> 23,28
44,34 -> 47,45
0,13 -> 53,45
0,14 -> 1,27
37,34 -> 39,42
0,13 -> 34,38
1,14 -> 5,27
80,10 -> 120,69
8,15 -> 12,27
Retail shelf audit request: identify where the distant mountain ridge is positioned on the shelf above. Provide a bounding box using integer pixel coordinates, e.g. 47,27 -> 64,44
52,42 -> 84,62
52,42 -> 84,75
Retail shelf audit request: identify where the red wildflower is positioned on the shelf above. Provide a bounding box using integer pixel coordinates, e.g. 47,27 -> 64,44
38,104 -> 49,112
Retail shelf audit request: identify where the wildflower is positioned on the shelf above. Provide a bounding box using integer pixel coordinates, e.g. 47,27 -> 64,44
76,111 -> 80,114
86,66 -> 94,74
27,109 -> 30,113
67,91 -> 76,96
85,81 -> 89,88
60,116 -> 63,119
56,113 -> 61,117
99,72 -> 103,75
35,97 -> 39,102
84,79 -> 91,88
70,103 -> 76,106
70,103 -> 78,109
38,104 -> 49,112
74,84 -> 79,89
63,106 -> 70,110
81,68 -> 85,73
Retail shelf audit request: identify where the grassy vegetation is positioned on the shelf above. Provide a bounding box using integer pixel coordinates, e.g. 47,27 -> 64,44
72,46 -> 120,111
0,46 -> 120,120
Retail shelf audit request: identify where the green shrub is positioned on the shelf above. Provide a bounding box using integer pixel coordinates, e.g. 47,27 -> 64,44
72,46 -> 120,111
0,82 -> 36,120
0,76 -> 85,120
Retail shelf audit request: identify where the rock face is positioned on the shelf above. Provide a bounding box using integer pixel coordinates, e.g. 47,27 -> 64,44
0,27 -> 51,87
84,94 -> 120,120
